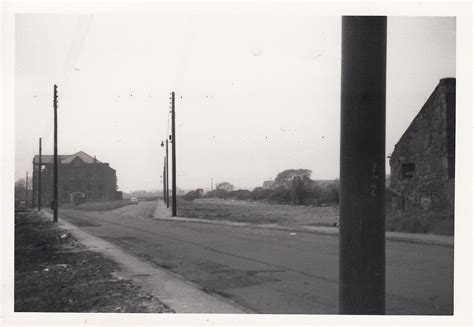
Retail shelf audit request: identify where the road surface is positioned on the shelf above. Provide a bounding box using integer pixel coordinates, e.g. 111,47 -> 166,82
58,202 -> 453,314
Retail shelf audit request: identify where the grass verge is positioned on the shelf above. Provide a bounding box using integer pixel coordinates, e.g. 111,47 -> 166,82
177,198 -> 454,235
15,210 -> 173,313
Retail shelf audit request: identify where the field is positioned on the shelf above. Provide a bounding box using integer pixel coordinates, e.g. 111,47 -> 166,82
177,198 -> 339,227
177,198 -> 454,235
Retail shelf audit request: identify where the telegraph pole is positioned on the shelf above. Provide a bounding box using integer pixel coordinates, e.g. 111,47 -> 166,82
163,158 -> 166,204
171,91 -> 177,216
25,171 -> 28,206
166,139 -> 169,208
32,160 -> 35,209
38,137 -> 42,211
53,84 -> 59,222
340,16 -> 387,314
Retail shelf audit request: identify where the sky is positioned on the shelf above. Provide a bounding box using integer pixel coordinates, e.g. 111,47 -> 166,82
15,15 -> 455,192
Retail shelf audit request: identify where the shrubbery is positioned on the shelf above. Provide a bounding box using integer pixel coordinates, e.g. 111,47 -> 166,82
182,189 -> 204,201
229,189 -> 252,201
203,180 -> 339,207
251,187 -> 273,201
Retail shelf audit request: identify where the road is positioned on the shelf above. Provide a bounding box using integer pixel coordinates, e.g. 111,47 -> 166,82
58,201 -> 453,314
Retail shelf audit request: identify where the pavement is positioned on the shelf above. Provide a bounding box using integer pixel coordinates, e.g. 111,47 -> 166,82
153,201 -> 454,247
53,201 -> 453,314
42,210 -> 250,313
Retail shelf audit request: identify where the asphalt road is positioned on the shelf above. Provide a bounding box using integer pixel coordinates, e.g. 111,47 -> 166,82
59,202 -> 453,314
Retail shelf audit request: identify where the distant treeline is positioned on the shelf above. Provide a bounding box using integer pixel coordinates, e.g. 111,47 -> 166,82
182,169 -> 340,206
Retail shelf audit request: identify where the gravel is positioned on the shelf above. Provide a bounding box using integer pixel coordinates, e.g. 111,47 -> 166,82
14,210 -> 174,313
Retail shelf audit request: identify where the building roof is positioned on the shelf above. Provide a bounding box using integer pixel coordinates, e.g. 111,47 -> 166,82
33,151 -> 103,164
393,78 -> 455,150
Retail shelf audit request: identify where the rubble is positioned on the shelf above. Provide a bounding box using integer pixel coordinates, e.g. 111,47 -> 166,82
15,211 -> 173,313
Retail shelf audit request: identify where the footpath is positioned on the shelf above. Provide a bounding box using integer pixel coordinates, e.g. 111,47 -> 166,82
153,201 -> 453,247
41,210 -> 250,313
15,209 -> 247,313
14,210 -> 172,313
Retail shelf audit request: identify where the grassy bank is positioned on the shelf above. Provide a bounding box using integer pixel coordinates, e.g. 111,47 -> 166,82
177,198 -> 339,227
177,198 -> 454,235
386,209 -> 454,236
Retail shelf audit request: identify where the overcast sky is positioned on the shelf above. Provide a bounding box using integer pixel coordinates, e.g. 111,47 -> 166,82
15,15 -> 455,192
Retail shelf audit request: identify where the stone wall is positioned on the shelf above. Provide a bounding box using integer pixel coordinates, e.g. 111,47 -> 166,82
389,78 -> 455,212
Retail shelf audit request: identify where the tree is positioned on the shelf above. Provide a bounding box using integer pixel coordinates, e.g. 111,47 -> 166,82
274,169 -> 313,205
275,169 -> 312,187
15,178 -> 31,203
215,181 -> 234,192
290,175 -> 314,205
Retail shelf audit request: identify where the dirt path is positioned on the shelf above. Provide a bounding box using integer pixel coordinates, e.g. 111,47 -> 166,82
14,210 -> 173,313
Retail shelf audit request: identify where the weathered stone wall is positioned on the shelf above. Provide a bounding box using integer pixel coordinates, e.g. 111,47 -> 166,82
389,78 -> 455,212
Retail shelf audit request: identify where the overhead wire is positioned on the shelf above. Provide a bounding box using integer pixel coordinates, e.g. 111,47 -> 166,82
42,15 -> 93,145
60,15 -> 93,99
59,16 -> 87,85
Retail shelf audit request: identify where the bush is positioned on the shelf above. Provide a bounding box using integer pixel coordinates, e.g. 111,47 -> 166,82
386,213 -> 430,234
228,189 -> 252,201
251,187 -> 273,201
306,181 -> 340,206
269,186 -> 292,204
205,189 -> 229,199
183,189 -> 203,201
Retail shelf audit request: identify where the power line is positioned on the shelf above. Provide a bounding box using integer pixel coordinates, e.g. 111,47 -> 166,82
41,16 -> 87,145
60,15 -> 94,99
60,16 -> 87,82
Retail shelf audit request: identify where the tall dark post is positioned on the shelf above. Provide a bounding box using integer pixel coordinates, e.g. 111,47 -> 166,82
38,137 -> 42,211
53,84 -> 58,222
340,16 -> 387,315
166,139 -> 169,208
32,159 -> 35,208
163,158 -> 166,204
25,171 -> 28,206
171,91 -> 177,217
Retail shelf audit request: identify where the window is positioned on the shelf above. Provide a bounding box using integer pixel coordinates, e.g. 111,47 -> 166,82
98,185 -> 103,191
98,193 -> 103,200
401,163 -> 415,179
87,185 -> 92,191
87,193 -> 92,200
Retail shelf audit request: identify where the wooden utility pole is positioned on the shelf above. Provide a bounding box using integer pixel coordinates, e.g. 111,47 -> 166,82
340,16 -> 387,315
163,158 -> 166,204
53,84 -> 58,222
166,139 -> 169,208
32,160 -> 35,208
171,91 -> 177,217
38,137 -> 42,211
25,171 -> 28,206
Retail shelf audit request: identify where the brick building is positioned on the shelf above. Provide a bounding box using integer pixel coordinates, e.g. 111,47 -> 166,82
32,151 -> 121,206
389,78 -> 455,212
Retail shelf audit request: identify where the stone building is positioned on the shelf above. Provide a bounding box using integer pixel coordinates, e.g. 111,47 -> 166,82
389,78 -> 455,212
32,151 -> 121,206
